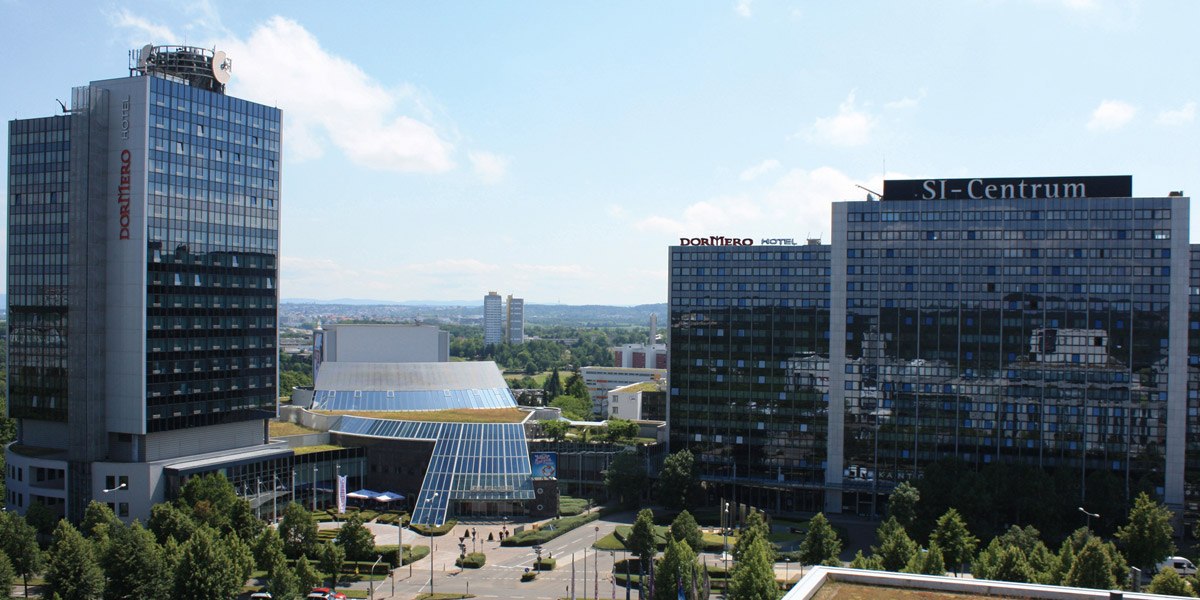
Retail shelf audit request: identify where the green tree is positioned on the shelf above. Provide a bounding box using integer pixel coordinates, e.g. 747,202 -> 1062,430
279,502 -> 319,559
172,527 -> 247,600
871,517 -> 917,572
179,472 -> 261,541
543,368 -> 563,398
978,543 -> 1033,583
930,508 -> 978,576
254,527 -> 288,573
799,513 -> 843,567
627,509 -> 658,573
1148,569 -> 1197,597
654,449 -> 699,511
1064,536 -> 1116,590
148,502 -> 196,545
903,541 -> 946,576
1056,527 -> 1128,588
550,394 -> 592,420
849,550 -> 881,570
24,501 -> 57,537
1115,491 -> 1176,571
887,482 -> 920,529
604,418 -> 640,442
565,371 -> 589,400
0,510 -> 42,596
728,533 -> 775,600
335,513 -> 376,562
605,450 -> 647,508
101,522 -> 170,600
733,510 -> 774,564
319,541 -> 346,590
653,537 -> 701,600
670,510 -> 705,554
268,561 -> 301,600
44,520 -> 105,600
539,419 -> 570,442
295,555 -> 322,592
0,552 -> 14,600
80,501 -> 121,545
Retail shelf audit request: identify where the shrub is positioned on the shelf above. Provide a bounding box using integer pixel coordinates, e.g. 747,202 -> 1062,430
521,571 -> 538,582
534,557 -> 557,571
456,552 -> 486,568
411,520 -> 457,537
503,512 -> 600,546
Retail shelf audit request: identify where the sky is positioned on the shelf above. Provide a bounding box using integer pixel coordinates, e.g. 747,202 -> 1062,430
2,0 -> 1198,305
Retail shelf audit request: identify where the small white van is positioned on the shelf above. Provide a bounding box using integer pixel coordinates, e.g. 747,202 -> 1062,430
1157,556 -> 1197,577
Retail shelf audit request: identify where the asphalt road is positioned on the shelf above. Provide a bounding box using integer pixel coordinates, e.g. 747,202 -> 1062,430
347,511 -> 640,600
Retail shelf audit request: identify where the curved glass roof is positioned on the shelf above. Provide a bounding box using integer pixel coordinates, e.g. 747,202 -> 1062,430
312,388 -> 515,412
331,417 -> 534,526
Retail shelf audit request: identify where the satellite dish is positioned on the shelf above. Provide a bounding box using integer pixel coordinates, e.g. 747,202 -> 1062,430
211,50 -> 231,84
139,44 -> 154,67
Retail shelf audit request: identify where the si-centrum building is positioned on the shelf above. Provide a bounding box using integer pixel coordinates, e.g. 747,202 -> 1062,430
669,175 -> 1200,528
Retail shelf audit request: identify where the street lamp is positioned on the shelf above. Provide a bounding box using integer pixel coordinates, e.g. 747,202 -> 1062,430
312,465 -> 318,512
609,551 -> 616,600
101,482 -> 127,493
426,493 -> 439,597
723,501 -> 731,574
367,554 -> 383,599
1078,506 -> 1099,531
594,526 -> 600,600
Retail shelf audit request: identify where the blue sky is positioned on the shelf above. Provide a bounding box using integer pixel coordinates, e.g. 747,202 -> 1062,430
2,0 -> 1197,305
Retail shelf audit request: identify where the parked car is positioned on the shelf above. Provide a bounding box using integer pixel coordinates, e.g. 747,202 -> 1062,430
249,593 -> 272,600
306,589 -> 347,600
1157,556 -> 1197,577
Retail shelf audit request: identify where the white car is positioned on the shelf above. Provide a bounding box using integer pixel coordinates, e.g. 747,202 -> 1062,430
1157,556 -> 1197,577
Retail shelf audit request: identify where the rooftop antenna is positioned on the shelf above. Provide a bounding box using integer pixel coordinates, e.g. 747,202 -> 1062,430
855,184 -> 882,201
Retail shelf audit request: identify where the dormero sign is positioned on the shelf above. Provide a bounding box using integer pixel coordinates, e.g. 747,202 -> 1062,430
883,176 -> 1132,201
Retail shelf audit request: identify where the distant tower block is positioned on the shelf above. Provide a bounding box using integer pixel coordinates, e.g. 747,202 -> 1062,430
649,313 -> 658,346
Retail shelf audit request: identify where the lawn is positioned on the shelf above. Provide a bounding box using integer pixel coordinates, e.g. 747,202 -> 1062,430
317,408 -> 529,423
269,420 -> 319,437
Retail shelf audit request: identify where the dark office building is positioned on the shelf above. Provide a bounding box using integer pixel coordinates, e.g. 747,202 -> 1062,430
668,242 -> 832,513
6,45 -> 285,521
668,176 -> 1193,519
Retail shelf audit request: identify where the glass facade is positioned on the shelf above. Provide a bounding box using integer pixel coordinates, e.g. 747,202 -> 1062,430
668,245 -> 832,512
7,116 -> 72,421
834,197 -> 1182,512
144,75 -> 280,431
666,191 -> 1190,517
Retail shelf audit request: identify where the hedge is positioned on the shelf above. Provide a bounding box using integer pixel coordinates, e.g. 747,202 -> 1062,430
455,552 -> 486,568
521,571 -> 538,582
411,520 -> 458,537
502,511 -> 600,546
534,557 -> 557,571
375,544 -> 430,568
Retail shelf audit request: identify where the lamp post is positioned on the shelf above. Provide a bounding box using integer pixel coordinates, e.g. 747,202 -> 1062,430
368,554 -> 383,599
784,557 -> 790,583
1078,506 -> 1099,531
609,551 -> 616,600
723,501 -> 731,574
272,474 -> 279,523
624,548 -> 631,600
594,526 -> 600,600
312,465 -> 318,512
101,482 -> 127,493
426,493 -> 439,597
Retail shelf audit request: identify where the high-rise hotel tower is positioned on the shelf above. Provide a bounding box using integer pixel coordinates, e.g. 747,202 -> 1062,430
6,46 -> 285,521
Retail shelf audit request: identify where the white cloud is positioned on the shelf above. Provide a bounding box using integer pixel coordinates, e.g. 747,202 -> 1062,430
113,11 -> 458,173
606,204 -> 629,218
735,0 -> 753,18
111,9 -> 178,43
219,17 -> 455,172
1087,99 -> 1137,131
885,88 -> 927,110
469,151 -> 510,184
807,93 -> 876,147
1157,101 -> 1196,126
739,159 -> 781,181
636,165 -> 904,243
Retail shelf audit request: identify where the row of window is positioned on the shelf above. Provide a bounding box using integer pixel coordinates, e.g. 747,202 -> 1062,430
852,208 -> 1171,222
846,247 -> 1172,259
846,229 -> 1172,241
847,265 -> 1171,277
